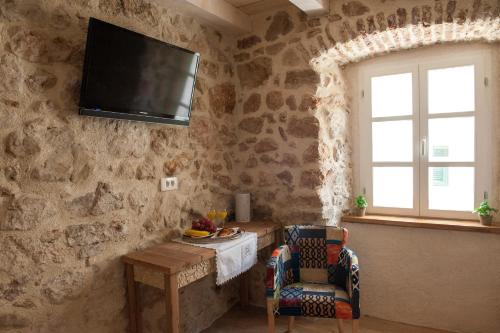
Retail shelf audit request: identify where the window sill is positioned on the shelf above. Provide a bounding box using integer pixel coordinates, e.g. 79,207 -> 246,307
341,215 -> 500,234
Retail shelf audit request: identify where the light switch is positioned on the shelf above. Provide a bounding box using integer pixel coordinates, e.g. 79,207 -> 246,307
160,177 -> 178,191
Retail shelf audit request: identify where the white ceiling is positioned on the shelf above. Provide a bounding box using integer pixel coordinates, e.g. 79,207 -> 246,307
225,0 -> 292,15
153,0 -> 326,35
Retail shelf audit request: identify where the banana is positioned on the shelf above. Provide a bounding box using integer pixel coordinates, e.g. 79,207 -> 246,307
184,229 -> 210,237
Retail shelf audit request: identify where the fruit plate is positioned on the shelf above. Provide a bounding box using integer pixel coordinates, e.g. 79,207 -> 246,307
182,229 -> 243,244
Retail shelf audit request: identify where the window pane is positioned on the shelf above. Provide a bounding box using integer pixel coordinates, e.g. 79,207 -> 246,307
428,167 -> 474,211
373,167 -> 413,208
428,65 -> 475,114
428,117 -> 474,162
372,120 -> 413,162
371,73 -> 412,117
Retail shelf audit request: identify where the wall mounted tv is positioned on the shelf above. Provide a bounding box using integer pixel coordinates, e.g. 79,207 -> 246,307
79,18 -> 200,126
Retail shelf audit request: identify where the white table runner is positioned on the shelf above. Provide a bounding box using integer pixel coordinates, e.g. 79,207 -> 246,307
173,232 -> 257,285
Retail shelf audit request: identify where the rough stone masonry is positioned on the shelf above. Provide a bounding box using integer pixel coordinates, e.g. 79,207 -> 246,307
0,0 -> 499,332
0,0 -> 239,332
231,0 -> 499,228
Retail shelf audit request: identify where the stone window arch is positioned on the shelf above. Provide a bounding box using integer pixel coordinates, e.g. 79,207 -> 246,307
312,1 -> 499,224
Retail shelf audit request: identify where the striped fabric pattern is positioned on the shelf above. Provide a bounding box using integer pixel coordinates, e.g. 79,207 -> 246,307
266,225 -> 360,319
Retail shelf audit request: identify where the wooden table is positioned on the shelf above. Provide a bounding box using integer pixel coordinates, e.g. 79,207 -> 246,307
122,221 -> 281,333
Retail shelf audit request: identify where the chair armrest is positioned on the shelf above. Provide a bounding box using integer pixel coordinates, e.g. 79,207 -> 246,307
339,247 -> 360,319
265,245 -> 293,303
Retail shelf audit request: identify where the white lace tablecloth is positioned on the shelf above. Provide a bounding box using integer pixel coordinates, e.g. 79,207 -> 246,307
173,232 -> 257,285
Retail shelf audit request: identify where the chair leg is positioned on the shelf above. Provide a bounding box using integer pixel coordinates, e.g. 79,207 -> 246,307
352,319 -> 359,333
266,299 -> 275,333
336,318 -> 345,333
287,316 -> 295,332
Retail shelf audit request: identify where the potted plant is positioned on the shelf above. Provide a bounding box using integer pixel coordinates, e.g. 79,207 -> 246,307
354,195 -> 368,217
473,200 -> 497,226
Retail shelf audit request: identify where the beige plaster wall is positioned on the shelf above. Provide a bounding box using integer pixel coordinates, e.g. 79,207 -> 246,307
343,221 -> 500,333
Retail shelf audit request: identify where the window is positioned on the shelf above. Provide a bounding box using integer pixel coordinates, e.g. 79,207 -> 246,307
358,49 -> 492,219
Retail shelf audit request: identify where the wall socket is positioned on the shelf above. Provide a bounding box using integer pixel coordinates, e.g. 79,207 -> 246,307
160,177 -> 178,191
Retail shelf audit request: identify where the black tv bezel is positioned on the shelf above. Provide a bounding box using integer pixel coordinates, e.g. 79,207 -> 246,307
78,18 -> 200,126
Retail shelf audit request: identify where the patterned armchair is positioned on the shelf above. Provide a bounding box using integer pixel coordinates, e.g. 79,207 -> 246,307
266,225 -> 360,333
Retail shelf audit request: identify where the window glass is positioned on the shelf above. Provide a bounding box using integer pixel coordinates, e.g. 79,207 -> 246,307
373,167 -> 413,209
372,120 -> 413,162
363,54 -> 484,218
371,73 -> 413,117
428,117 -> 475,162
428,167 -> 474,211
428,65 -> 475,114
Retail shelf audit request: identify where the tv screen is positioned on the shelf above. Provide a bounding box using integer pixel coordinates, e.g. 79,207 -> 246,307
79,18 -> 200,125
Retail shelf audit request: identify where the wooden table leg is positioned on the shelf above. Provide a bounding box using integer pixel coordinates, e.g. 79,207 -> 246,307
239,271 -> 249,308
126,264 -> 142,333
164,273 -> 180,333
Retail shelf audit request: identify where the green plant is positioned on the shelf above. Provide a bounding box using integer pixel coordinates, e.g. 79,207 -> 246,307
473,200 -> 498,216
355,195 -> 368,209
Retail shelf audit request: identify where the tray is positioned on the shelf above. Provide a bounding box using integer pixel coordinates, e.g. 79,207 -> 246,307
182,229 -> 243,244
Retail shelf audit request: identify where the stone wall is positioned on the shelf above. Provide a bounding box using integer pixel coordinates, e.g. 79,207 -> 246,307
1,0 -> 499,332
0,0 -> 240,332
233,0 -> 500,226
233,10 -> 348,226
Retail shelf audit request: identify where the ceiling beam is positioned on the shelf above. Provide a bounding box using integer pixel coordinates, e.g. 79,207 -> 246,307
238,0 -> 292,16
177,0 -> 252,34
289,0 -> 329,16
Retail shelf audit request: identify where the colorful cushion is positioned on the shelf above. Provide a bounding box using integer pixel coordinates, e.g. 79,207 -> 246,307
277,282 -> 353,319
266,245 -> 294,299
284,225 -> 348,285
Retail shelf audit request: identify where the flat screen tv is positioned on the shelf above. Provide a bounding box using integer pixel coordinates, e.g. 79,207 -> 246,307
79,18 -> 200,125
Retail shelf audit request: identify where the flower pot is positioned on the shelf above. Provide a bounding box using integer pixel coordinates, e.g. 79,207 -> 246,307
355,207 -> 366,217
479,215 -> 493,226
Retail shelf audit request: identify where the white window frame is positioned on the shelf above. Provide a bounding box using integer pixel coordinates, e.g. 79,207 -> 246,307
357,47 -> 492,220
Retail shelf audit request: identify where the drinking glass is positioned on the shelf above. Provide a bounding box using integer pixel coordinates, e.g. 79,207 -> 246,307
217,209 -> 228,228
207,209 -> 216,221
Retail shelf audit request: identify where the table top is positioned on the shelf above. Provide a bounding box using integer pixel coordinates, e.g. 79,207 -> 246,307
122,221 -> 279,275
